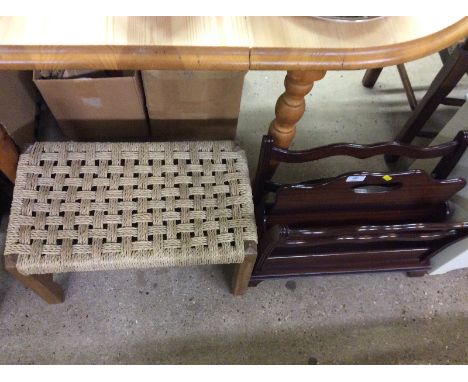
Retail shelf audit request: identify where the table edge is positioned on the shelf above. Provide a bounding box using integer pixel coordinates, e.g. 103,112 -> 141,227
250,17 -> 468,70
0,45 -> 250,71
0,17 -> 466,71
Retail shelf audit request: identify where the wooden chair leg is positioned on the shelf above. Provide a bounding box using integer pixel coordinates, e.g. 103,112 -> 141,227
386,41 -> 468,163
362,68 -> 383,88
231,242 -> 257,296
397,64 -> 418,110
439,48 -> 451,64
4,254 -> 64,304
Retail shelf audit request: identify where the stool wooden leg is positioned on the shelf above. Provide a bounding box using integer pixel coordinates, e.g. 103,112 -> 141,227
231,242 -> 257,296
4,255 -> 64,304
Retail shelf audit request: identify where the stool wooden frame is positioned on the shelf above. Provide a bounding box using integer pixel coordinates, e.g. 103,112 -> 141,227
3,140 -> 257,304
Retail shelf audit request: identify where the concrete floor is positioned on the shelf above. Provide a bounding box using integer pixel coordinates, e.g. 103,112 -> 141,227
1,54 -> 467,364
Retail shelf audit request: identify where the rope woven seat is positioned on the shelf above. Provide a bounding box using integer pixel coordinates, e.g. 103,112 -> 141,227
4,141 -> 257,287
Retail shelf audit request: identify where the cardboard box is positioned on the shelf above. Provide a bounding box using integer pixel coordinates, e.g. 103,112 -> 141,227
142,70 -> 246,140
33,71 -> 149,141
0,71 -> 39,150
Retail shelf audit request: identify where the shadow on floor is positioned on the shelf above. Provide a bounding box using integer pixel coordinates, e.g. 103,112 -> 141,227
97,315 -> 468,364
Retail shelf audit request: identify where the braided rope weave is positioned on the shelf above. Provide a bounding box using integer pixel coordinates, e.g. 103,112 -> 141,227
4,141 -> 257,275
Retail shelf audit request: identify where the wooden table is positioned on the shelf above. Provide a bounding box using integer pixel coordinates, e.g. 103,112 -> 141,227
1,16 -> 467,150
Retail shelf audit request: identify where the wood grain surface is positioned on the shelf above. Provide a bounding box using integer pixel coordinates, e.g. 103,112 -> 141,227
248,16 -> 468,70
0,16 -> 467,70
0,16 -> 251,70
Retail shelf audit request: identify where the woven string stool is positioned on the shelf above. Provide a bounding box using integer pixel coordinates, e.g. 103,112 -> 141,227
4,141 -> 257,304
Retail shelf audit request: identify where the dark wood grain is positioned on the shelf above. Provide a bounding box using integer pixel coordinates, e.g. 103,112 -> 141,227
269,136 -> 462,163
250,132 -> 468,285
267,171 -> 464,226
251,222 -> 468,283
432,131 -> 468,179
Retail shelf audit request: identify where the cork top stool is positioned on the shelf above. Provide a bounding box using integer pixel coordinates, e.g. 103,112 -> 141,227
3,140 -> 257,304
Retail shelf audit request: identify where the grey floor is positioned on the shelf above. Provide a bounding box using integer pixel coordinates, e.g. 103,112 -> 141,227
1,54 -> 467,364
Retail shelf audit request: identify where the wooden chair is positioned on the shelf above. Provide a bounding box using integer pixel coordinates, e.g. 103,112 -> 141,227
250,131 -> 468,286
362,40 -> 468,160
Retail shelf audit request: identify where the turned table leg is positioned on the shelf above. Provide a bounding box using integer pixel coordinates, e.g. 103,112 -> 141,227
268,70 -> 326,150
